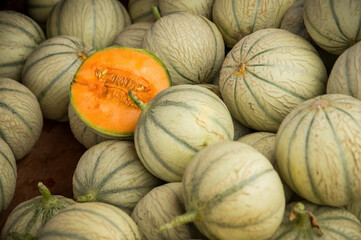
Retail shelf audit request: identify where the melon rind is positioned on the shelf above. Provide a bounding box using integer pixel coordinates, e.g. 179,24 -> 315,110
112,22 -> 153,49
27,0 -> 60,29
183,140 -> 285,240
22,35 -> 95,122
219,28 -> 327,132
0,138 -> 16,213
0,11 -> 45,81
0,77 -> 43,160
304,0 -> 361,55
143,12 -> 225,85
134,85 -> 234,182
39,202 -> 142,240
159,0 -> 214,19
72,140 -> 162,214
131,182 -> 203,240
327,41 -> 361,99
47,0 -> 131,50
276,94 -> 361,206
128,0 -> 159,23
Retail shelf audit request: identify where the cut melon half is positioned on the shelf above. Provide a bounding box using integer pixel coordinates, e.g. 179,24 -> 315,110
70,47 -> 171,138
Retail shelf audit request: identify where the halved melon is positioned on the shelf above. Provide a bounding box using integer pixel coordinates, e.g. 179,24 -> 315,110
70,47 -> 171,138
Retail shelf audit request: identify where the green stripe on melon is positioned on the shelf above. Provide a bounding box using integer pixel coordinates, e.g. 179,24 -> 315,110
1,182 -> 75,239
21,35 -> 95,121
0,78 -> 43,160
68,103 -> 112,149
304,0 -> 361,55
327,40 -> 361,99
160,141 -> 285,240
27,0 -> 60,29
39,202 -> 141,240
212,0 -> 295,48
0,11 -> 45,81
73,140 -> 162,214
131,182 -> 203,240
131,84 -> 234,182
276,94 -> 361,207
0,138 -> 16,213
47,0 -> 131,50
142,11 -> 225,85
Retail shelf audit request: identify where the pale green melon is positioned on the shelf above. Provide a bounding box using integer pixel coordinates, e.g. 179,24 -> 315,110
73,140 -> 162,214
143,12 -> 225,85
131,85 -> 234,182
0,11 -> 45,81
348,201 -> 361,221
68,104 -> 112,149
327,41 -> 361,99
128,0 -> 159,23
22,36 -> 95,121
276,94 -> 361,206
159,0 -> 214,19
237,132 -> 293,202
304,0 -> 361,55
47,0 -> 131,50
161,141 -> 285,240
280,0 -> 311,42
0,78 -> 43,160
27,0 -> 60,29
112,22 -> 153,49
131,182 -> 203,240
219,28 -> 327,132
270,201 -> 361,239
39,202 -> 141,239
0,138 -> 16,213
1,183 -> 75,240
212,0 -> 295,47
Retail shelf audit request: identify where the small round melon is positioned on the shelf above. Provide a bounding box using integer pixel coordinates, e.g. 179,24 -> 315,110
128,0 -> 159,23
276,94 -> 361,206
0,77 -> 43,160
270,201 -> 361,239
73,140 -> 162,214
39,202 -> 141,240
143,11 -> 225,85
27,0 -> 60,29
219,28 -> 327,132
131,84 -> 234,182
212,0 -> 295,47
68,104 -> 112,149
47,0 -> 131,50
1,183 -> 75,240
0,138 -> 16,213
237,132 -> 293,202
280,0 -> 311,42
304,0 -> 361,55
0,11 -> 45,81
161,141 -> 285,240
22,35 -> 95,121
131,182 -> 203,240
327,41 -> 361,99
159,0 -> 214,19
112,22 -> 153,49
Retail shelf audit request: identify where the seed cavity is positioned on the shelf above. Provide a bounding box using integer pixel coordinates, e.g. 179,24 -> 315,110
94,66 -> 152,108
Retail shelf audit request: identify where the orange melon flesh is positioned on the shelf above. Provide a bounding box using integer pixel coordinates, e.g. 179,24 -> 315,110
70,47 -> 171,137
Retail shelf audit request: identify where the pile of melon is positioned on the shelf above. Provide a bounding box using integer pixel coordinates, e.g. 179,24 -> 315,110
1,0 -> 361,239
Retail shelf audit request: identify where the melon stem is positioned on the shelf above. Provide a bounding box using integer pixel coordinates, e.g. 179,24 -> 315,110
38,182 -> 52,201
151,6 -> 162,20
128,90 -> 147,110
76,192 -> 97,202
158,210 -> 198,232
291,202 -> 323,236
